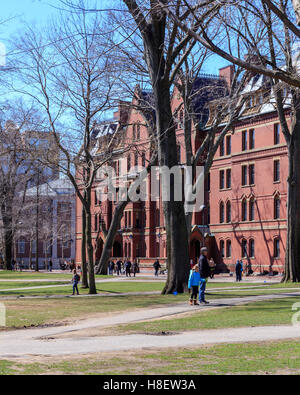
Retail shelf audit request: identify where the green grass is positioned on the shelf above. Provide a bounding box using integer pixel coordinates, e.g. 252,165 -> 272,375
0,270 -> 112,281
2,293 -> 190,328
112,297 -> 299,335
0,281 -> 69,290
2,340 -> 300,375
0,281 -> 165,296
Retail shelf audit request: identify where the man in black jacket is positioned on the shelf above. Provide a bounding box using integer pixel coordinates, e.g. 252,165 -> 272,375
198,247 -> 210,304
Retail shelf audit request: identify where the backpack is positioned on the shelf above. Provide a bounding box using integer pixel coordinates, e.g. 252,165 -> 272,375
74,273 -> 80,282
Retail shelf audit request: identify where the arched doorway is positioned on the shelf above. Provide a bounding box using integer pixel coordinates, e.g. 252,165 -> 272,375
113,241 -> 122,258
95,238 -> 104,265
190,239 -> 201,263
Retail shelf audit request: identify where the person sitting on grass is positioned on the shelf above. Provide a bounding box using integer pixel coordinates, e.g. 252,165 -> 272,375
72,269 -> 80,296
188,264 -> 200,306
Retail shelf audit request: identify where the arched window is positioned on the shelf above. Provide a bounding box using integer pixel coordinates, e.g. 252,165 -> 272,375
242,199 -> 247,222
249,239 -> 255,258
133,124 -> 136,140
226,240 -> 231,258
274,238 -> 280,258
137,122 -> 141,140
249,198 -> 255,221
220,240 -> 225,258
241,239 -> 247,258
226,201 -> 231,223
17,239 -> 25,254
274,195 -> 280,219
220,202 -> 224,223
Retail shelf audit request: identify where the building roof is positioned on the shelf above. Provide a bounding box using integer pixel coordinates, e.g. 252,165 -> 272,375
26,177 -> 75,197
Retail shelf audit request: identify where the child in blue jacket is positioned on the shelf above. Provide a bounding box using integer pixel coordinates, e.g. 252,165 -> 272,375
188,264 -> 201,305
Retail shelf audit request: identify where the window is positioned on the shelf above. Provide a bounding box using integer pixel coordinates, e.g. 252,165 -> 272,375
226,169 -> 231,189
219,170 -> 225,189
249,239 -> 255,258
274,238 -> 280,258
226,201 -> 231,223
274,160 -> 280,182
248,96 -> 254,107
242,130 -> 247,151
249,129 -> 255,149
133,124 -> 136,140
242,165 -> 247,186
206,173 -> 210,192
31,240 -> 36,254
226,240 -> 232,258
249,164 -> 255,185
249,198 -> 255,221
177,145 -> 181,163
95,190 -> 98,206
179,110 -> 184,128
220,138 -> 225,156
94,214 -> 98,231
17,239 -> 25,254
220,202 -> 224,223
242,239 -> 247,258
226,135 -> 231,155
220,240 -> 225,258
274,124 -> 280,145
125,212 -> 128,228
242,199 -> 247,221
274,196 -> 280,219
137,123 -> 140,140
134,152 -> 138,166
127,155 -> 131,172
142,153 -> 146,167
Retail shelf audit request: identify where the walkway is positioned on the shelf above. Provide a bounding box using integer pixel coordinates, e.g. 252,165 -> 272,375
1,291 -> 300,358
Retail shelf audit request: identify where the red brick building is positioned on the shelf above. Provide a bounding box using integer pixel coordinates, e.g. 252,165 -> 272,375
75,66 -> 288,274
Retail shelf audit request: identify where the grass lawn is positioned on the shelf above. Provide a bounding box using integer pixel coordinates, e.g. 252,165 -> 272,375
111,297 -> 300,335
0,281 -> 166,296
2,293 -> 190,328
1,340 -> 300,374
0,281 -> 70,290
0,270 -> 112,281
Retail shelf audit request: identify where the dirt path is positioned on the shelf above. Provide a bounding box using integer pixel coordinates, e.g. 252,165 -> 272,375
1,291 -> 300,358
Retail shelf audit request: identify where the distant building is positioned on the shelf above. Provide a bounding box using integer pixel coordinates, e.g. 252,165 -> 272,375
16,178 -> 76,269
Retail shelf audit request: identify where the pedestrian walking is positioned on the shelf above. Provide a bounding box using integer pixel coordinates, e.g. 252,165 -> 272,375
235,260 -> 243,282
49,260 -> 53,272
72,269 -> 80,295
125,259 -> 132,277
188,264 -> 200,305
198,247 -> 210,304
116,260 -> 122,276
153,260 -> 161,276
109,260 -> 115,275
133,259 -> 139,277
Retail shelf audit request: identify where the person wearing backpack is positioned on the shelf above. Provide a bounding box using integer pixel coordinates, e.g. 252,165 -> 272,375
72,269 -> 80,295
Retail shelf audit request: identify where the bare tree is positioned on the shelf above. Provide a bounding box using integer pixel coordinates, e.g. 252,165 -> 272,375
167,0 -> 300,281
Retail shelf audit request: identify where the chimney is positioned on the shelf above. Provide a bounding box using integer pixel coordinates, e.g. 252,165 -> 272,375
219,65 -> 235,87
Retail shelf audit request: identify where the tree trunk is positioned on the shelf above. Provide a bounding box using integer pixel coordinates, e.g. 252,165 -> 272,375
3,227 -> 12,270
95,200 -> 128,275
85,204 -> 97,294
154,81 -> 189,294
283,129 -> 300,281
81,204 -> 89,288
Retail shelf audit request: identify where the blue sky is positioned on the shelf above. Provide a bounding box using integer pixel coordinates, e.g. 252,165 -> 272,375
1,0 -> 228,75
1,0 -> 58,42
